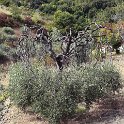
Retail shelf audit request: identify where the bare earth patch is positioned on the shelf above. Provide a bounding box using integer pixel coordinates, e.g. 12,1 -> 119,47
1,106 -> 48,124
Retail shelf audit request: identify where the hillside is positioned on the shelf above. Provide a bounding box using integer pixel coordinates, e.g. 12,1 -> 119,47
0,55 -> 124,124
0,0 -> 124,32
0,0 -> 124,124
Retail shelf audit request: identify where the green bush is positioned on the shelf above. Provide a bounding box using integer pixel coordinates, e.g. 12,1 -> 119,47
83,63 -> 122,108
0,33 -> 17,42
54,10 -> 75,32
0,44 -> 10,56
97,63 -> 122,93
0,27 -> 17,42
0,44 -> 17,61
31,67 -> 83,124
9,62 -> 122,124
4,34 -> 17,42
31,12 -> 43,24
10,4 -> 22,22
9,64 -> 83,123
57,3 -> 73,13
1,33 -> 18,42
9,63 -> 38,109
2,27 -> 15,35
40,3 -> 57,14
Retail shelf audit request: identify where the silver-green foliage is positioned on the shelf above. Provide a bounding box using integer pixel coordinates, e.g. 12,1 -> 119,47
32,66 -> 84,124
9,62 -> 122,124
0,44 -> 17,61
0,27 -> 17,42
9,63 -> 38,108
2,27 -> 15,35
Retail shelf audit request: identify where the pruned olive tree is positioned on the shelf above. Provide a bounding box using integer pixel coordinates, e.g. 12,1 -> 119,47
17,23 -> 112,70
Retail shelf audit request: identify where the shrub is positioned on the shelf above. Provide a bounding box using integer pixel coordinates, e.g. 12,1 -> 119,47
0,28 -> 17,43
57,3 -> 73,13
40,3 -> 57,14
54,10 -> 75,32
9,63 -> 38,109
0,44 -> 11,56
97,63 -> 122,93
2,27 -> 15,35
4,34 -> 18,42
92,0 -> 117,10
31,12 -> 44,25
30,0 -> 43,9
0,44 -> 17,62
9,62 -> 122,124
10,5 -> 22,22
12,14 -> 22,22
83,63 -> 122,108
32,67 -> 83,124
